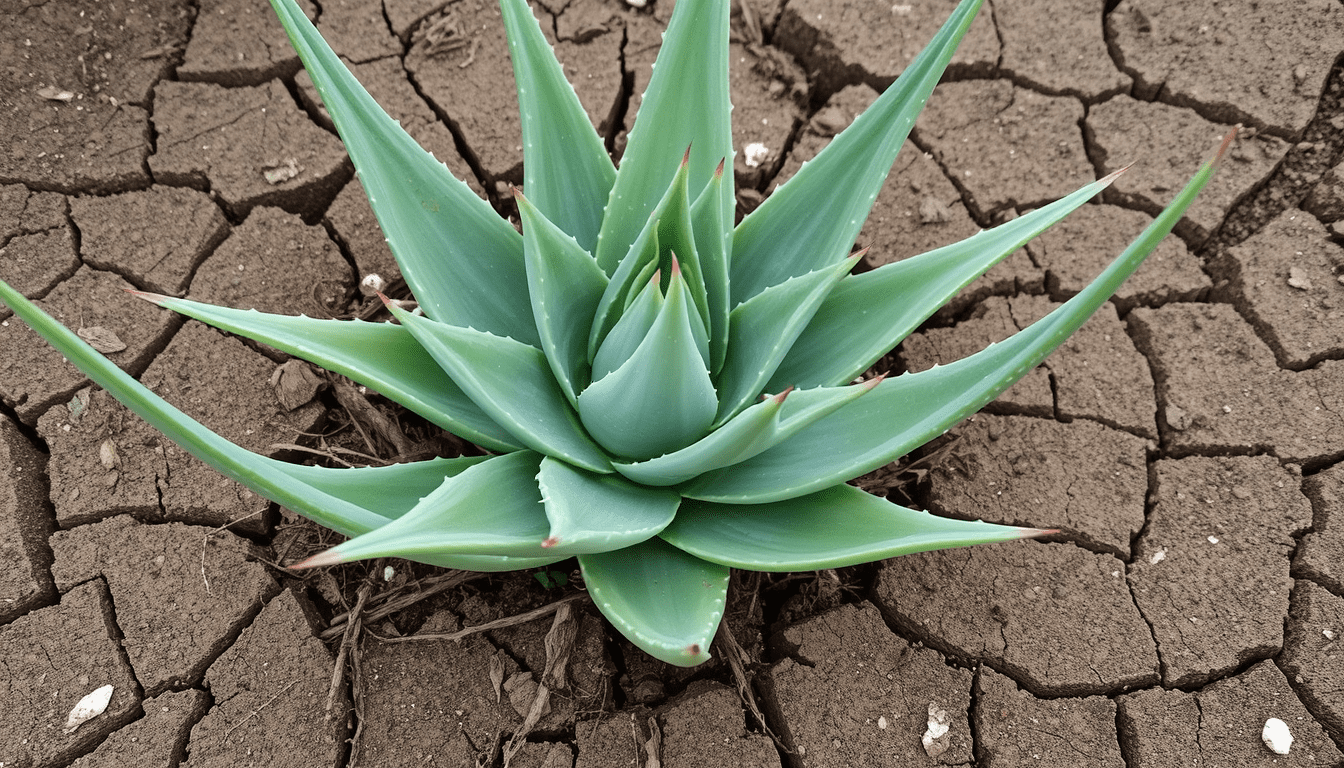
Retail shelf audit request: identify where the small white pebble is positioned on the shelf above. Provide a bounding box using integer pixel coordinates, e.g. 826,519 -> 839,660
360,273 -> 385,297
64,685 -> 113,734
1262,718 -> 1293,755
877,716 -> 887,730
1208,536 -> 1220,544
744,142 -> 769,168
1150,549 -> 1167,564
1323,628 -> 1337,641
383,566 -> 395,582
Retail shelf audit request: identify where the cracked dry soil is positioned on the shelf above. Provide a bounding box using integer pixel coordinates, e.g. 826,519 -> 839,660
2,0 -> 1344,766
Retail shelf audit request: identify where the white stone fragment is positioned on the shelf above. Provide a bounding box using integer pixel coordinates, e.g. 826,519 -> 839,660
744,142 -> 770,168
63,684 -> 114,734
360,273 -> 385,297
1150,548 -> 1167,564
1262,718 -> 1293,755
922,703 -> 951,757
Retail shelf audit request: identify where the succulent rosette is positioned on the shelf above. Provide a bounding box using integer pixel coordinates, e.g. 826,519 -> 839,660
0,0 -> 1225,665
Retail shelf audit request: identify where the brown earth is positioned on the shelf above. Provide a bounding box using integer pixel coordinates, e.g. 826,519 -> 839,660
2,0 -> 1344,766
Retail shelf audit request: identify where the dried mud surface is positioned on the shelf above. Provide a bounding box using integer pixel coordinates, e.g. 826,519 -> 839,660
2,0 -> 1344,766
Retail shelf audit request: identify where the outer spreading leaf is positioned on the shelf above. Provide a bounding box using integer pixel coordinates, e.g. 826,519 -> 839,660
579,537 -> 729,667
517,194 -> 610,404
714,255 -> 859,424
0,280 -> 428,537
729,0 -> 983,304
768,169 -> 1122,389
295,452 -> 611,565
684,140 -> 1228,503
501,0 -> 615,250
388,304 -> 612,473
663,484 -> 1045,570
269,0 -> 539,345
578,262 -> 718,460
134,293 -> 523,452
593,0 -> 732,274
537,457 -> 680,552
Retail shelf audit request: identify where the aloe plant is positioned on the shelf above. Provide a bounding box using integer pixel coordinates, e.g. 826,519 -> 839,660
0,0 -> 1228,666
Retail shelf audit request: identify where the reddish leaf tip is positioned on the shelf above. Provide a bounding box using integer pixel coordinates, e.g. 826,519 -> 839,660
772,385 -> 795,404
123,288 -> 172,305
1098,163 -> 1134,186
1210,125 -> 1239,170
714,157 -> 726,177
541,536 -> 560,549
861,372 -> 888,390
1018,527 -> 1060,540
290,549 -> 344,570
682,144 -> 692,166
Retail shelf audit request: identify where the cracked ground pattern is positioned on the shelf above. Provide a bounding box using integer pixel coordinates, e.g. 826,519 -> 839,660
2,0 -> 1344,766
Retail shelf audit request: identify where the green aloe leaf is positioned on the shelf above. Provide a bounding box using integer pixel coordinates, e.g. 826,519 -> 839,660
729,0 -> 983,304
689,159 -> 731,375
685,137 -> 1229,503
592,272 -> 663,380
578,260 -> 718,460
294,451 -> 560,565
132,293 -> 523,452
500,0 -> 615,250
516,193 -> 610,405
593,0 -> 732,274
0,279 -> 425,537
536,457 -> 680,552
579,537 -> 729,667
769,169 -> 1122,389
613,378 -> 878,486
387,304 -> 612,473
269,0 -> 538,346
590,155 -> 699,360
663,483 -> 1047,570
714,254 -> 860,424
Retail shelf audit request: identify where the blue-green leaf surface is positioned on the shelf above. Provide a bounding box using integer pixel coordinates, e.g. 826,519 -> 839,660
296,451 -> 604,564
690,160 -> 731,374
768,170 -> 1120,389
388,305 -> 612,473
517,194 -> 609,404
578,262 -> 719,460
684,142 -> 1227,503
579,537 -> 728,667
269,0 -> 538,345
592,273 -> 663,380
537,457 -> 680,552
593,0 -> 732,274
714,254 -> 859,424
0,279 -> 431,537
663,483 -> 1044,570
729,0 -> 983,303
135,294 -> 523,452
614,379 -> 877,486
501,0 -> 615,250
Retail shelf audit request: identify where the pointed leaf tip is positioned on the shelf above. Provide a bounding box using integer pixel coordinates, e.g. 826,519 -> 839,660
1211,126 -> 1239,171
290,549 -> 345,570
772,385 -> 795,404
681,144 -> 692,165
1018,527 -> 1060,540
861,372 -> 888,391
714,158 -> 725,178
1098,163 -> 1133,186
124,288 -> 171,305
